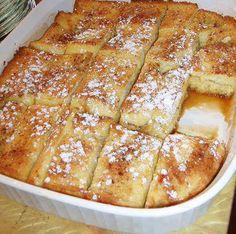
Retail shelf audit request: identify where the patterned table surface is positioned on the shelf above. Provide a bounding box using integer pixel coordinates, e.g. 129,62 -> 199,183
0,175 -> 235,234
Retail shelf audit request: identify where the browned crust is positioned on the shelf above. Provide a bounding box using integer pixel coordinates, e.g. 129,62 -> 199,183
223,15 -> 236,27
192,43 -> 236,76
146,134 -> 226,208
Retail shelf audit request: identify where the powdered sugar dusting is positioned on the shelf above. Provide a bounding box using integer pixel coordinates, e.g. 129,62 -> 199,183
152,29 -> 197,68
47,136 -> 89,185
167,190 -> 178,200
161,134 -> 193,164
102,125 -> 161,181
124,66 -> 190,128
75,54 -> 137,108
153,133 -> 225,204
0,48 -> 81,104
106,17 -> 158,55
0,101 -> 25,138
209,140 -> 221,160
30,107 -> 58,137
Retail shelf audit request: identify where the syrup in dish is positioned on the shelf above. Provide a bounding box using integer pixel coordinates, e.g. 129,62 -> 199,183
177,90 -> 235,145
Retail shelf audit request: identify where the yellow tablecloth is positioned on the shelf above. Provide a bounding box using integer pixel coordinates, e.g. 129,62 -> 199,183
0,176 -> 235,234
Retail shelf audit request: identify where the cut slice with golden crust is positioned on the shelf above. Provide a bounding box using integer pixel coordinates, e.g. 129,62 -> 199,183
120,65 -> 190,138
0,47 -> 42,105
100,2 -> 166,59
71,53 -> 142,121
188,10 -> 236,47
160,2 -> 198,32
30,23 -> 69,55
145,134 -> 225,208
197,15 -> 236,47
146,28 -> 198,73
31,12 -> 116,55
0,105 -> 61,181
189,43 -> 236,96
27,109 -> 71,186
71,112 -> 113,142
119,1 -> 167,26
35,52 -> 91,106
0,47 -> 91,106
144,2 -> 198,74
101,21 -> 158,59
30,12 -> 85,54
0,101 -> 27,148
74,0 -> 121,20
42,134 -> 102,197
28,110 -> 113,197
88,124 -> 162,208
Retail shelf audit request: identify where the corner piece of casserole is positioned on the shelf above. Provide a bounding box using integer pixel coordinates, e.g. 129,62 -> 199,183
145,133 -> 225,208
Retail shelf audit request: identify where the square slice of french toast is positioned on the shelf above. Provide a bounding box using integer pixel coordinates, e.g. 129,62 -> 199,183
160,2 -> 198,32
145,28 -> 198,73
28,110 -> 113,197
0,47 -> 43,105
120,65 -> 190,138
187,10 -> 236,47
0,47 -> 91,106
204,16 -> 236,46
35,52 -> 91,106
0,105 -> 61,181
30,12 -> 84,54
101,21 -> 158,60
88,124 -> 162,208
189,43 -> 236,96
31,12 -> 115,55
100,3 -> 166,60
71,53 -> 141,121
42,134 -> 102,197
145,134 -> 225,208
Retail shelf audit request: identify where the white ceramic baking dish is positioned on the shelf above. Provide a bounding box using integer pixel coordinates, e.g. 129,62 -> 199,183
0,1 -> 235,233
